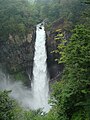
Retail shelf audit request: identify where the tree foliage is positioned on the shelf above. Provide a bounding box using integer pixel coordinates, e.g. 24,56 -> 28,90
0,90 -> 24,120
0,0 -> 38,40
51,25 -> 90,120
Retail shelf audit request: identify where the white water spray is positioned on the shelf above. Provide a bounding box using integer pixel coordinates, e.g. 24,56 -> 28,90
32,24 -> 50,112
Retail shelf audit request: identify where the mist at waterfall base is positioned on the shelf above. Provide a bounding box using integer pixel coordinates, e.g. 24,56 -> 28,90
0,24 -> 51,112
0,71 -> 34,109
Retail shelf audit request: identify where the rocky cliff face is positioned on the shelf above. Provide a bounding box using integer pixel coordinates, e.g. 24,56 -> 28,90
46,19 -> 72,81
0,29 -> 36,86
0,19 -> 72,86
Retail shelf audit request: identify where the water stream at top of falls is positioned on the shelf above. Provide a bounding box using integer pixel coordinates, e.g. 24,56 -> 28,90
31,23 -> 50,112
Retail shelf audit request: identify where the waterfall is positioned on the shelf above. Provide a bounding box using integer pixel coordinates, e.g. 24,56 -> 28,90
32,23 -> 50,112
0,23 -> 50,112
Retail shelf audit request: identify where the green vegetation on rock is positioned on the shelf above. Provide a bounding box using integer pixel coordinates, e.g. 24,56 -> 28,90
0,0 -> 90,120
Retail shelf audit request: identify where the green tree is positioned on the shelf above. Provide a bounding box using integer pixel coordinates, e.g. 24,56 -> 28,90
0,0 -> 35,40
51,25 -> 90,120
0,90 -> 24,120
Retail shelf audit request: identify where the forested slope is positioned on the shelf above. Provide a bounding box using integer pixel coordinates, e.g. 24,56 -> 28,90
0,0 -> 90,120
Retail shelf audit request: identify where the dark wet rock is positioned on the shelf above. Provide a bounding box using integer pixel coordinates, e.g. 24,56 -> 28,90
46,32 -> 63,80
39,26 -> 42,29
0,28 -> 36,86
46,19 -> 72,81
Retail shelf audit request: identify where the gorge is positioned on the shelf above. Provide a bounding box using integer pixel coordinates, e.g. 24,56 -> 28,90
0,0 -> 90,120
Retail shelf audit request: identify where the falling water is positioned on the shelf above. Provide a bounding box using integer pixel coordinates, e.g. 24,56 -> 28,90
32,23 -> 50,112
